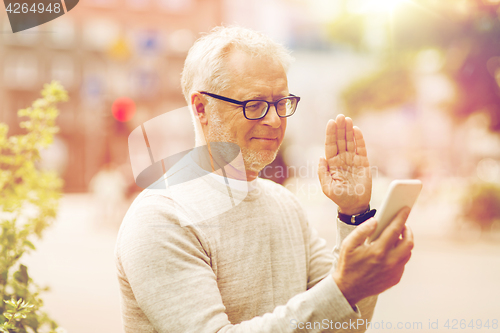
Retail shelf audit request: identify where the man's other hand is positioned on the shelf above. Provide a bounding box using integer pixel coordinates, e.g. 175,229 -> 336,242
318,114 -> 372,215
332,207 -> 414,307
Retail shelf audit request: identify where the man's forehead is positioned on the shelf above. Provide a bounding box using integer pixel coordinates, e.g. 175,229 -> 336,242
239,86 -> 289,100
224,50 -> 289,98
226,50 -> 284,74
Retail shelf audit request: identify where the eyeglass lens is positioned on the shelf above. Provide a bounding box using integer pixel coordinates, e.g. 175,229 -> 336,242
244,97 -> 298,119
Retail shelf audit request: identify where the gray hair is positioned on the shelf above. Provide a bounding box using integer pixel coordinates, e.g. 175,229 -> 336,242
180,26 -> 294,145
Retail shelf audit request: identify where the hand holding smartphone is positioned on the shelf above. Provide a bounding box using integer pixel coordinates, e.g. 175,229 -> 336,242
368,180 -> 423,242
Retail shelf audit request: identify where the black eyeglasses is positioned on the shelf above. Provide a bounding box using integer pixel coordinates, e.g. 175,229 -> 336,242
200,91 -> 300,120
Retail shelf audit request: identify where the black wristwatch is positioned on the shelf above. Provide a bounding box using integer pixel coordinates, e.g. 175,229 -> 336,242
337,205 -> 376,226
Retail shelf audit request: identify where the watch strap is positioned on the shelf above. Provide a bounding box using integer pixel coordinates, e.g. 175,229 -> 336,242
338,205 -> 376,225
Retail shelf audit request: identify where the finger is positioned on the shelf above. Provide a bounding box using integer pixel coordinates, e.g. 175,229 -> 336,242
318,157 -> 329,187
394,225 -> 414,254
353,126 -> 367,157
376,207 -> 411,252
336,114 -> 346,153
391,242 -> 413,266
343,218 -> 377,248
346,117 -> 355,153
325,119 -> 338,159
401,251 -> 412,265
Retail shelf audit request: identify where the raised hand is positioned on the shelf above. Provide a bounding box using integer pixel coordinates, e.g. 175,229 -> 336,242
318,114 -> 372,215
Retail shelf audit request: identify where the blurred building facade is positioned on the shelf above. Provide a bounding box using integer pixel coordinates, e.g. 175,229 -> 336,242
0,0 -> 223,192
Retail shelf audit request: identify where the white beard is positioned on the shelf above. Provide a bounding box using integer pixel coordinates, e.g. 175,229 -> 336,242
206,112 -> 279,173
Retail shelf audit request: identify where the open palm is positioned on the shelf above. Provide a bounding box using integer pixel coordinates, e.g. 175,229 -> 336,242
318,114 -> 372,215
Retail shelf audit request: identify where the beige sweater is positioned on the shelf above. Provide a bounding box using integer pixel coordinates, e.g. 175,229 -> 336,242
114,154 -> 376,332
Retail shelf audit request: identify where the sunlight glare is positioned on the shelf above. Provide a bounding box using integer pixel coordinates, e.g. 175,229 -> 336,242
348,0 -> 409,14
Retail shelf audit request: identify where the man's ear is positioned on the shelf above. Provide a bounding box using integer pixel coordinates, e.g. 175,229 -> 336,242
191,92 -> 209,125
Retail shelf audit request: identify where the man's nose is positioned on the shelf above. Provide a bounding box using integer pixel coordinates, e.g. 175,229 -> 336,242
260,105 -> 281,128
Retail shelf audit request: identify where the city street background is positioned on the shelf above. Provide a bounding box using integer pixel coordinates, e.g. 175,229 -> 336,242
2,0 -> 500,332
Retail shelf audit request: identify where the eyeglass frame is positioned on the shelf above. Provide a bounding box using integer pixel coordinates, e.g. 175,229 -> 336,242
199,91 -> 300,120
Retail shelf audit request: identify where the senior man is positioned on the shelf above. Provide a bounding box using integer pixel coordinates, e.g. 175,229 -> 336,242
115,26 -> 414,333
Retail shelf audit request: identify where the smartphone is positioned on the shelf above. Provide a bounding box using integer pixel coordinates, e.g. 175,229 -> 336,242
368,179 -> 423,242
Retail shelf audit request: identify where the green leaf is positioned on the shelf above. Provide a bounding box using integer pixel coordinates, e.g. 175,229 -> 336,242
4,298 -> 17,309
14,312 -> 26,319
19,265 -> 29,285
22,241 -> 35,251
24,313 -> 38,329
6,233 -> 15,246
0,271 -> 8,285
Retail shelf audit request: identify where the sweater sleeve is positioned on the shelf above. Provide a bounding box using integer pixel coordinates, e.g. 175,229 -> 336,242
305,217 -> 378,332
117,195 -> 374,333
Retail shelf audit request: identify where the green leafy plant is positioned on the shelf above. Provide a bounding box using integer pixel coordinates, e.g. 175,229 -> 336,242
462,181 -> 500,231
1,298 -> 34,332
0,81 -> 68,333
